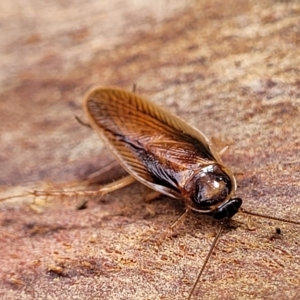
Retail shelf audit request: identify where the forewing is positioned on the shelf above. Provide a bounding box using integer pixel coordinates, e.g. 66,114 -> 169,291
84,88 -> 218,197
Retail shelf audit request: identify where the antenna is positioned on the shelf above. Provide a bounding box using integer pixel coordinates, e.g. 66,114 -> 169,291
187,207 -> 300,298
187,224 -> 224,300
240,207 -> 300,225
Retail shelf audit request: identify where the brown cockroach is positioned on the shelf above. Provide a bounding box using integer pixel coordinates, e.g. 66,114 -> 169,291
82,87 -> 300,299
1,87 -> 300,299
84,88 -> 242,219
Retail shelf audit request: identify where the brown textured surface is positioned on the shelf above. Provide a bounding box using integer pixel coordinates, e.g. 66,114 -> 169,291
1,1 -> 300,299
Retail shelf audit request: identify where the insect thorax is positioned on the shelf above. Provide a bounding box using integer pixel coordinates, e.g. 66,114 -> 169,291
186,164 -> 234,212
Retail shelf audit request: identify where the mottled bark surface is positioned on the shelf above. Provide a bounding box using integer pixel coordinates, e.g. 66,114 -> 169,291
0,1 -> 300,299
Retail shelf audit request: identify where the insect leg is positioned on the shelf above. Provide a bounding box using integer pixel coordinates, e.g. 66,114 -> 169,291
0,193 -> 31,203
75,115 -> 91,128
56,175 -> 134,198
157,208 -> 190,245
96,175 -> 136,195
30,176 -> 135,206
169,208 -> 190,231
246,215 -> 256,231
218,145 -> 229,157
144,191 -> 161,202
86,160 -> 120,184
0,176 -> 136,204
132,83 -> 137,93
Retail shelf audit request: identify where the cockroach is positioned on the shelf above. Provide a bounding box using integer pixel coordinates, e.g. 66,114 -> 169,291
82,88 -> 300,299
84,87 -> 242,219
1,87 -> 300,299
